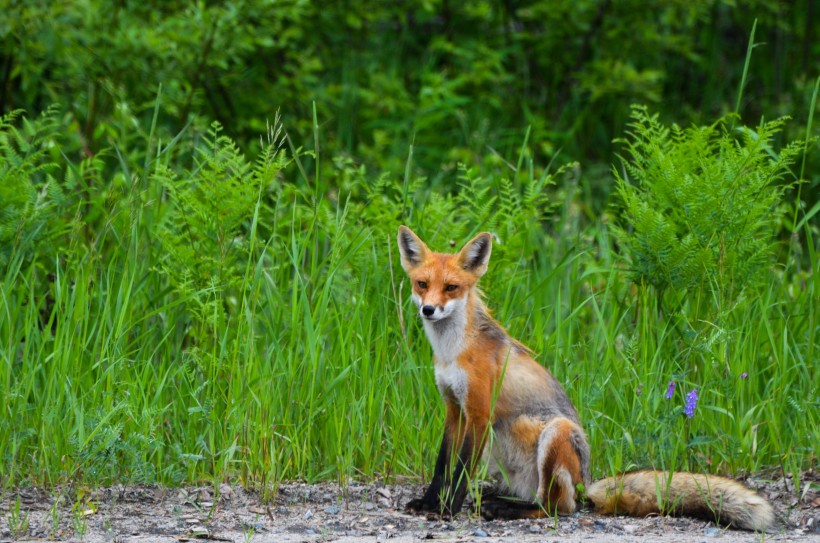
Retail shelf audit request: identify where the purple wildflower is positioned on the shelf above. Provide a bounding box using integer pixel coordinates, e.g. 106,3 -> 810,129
684,389 -> 699,418
636,384 -> 642,396
740,372 -> 748,379
665,381 -> 676,399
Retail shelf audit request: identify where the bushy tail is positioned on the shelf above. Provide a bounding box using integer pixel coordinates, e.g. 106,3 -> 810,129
586,470 -> 775,532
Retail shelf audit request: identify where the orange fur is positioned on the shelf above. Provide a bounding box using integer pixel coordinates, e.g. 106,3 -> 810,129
539,419 -> 583,514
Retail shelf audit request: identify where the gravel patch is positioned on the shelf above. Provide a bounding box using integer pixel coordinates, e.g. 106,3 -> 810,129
1,471 -> 818,542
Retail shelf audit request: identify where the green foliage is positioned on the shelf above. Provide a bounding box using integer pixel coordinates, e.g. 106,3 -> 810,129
158,121 -> 284,330
609,108 -> 811,419
613,107 -> 802,300
0,0 -> 818,495
0,107 -> 64,269
70,405 -> 160,483
2,0 -> 817,192
0,104 -> 815,493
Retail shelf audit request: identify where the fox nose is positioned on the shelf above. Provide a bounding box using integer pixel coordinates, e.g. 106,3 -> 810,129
422,305 -> 435,317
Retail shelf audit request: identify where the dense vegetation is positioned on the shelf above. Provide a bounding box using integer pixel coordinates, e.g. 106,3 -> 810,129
1,0 -> 817,500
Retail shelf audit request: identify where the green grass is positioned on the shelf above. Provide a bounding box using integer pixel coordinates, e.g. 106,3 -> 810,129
0,104 -> 817,500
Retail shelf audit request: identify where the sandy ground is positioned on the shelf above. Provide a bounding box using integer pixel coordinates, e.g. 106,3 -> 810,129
1,472 -> 818,543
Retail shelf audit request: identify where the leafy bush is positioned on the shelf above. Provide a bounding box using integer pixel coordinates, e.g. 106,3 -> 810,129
2,0 -> 816,186
158,121 -> 286,331
612,106 -> 802,302
0,108 -> 64,270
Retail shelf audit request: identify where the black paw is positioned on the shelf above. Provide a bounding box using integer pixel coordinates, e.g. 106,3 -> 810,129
480,499 -> 533,520
406,497 -> 463,519
479,501 -> 503,520
405,497 -> 438,514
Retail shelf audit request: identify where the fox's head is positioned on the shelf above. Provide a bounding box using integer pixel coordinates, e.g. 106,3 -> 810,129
397,225 -> 492,322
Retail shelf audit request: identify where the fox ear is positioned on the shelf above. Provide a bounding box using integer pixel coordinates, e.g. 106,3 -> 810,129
457,232 -> 492,277
397,226 -> 429,272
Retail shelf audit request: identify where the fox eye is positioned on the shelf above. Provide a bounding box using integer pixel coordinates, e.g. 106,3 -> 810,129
417,281 -> 428,289
445,284 -> 458,292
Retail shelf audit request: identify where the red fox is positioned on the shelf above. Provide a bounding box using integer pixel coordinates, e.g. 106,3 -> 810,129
397,225 -> 775,532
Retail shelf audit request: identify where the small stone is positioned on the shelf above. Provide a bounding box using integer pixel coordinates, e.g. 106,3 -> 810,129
324,505 -> 340,515
473,528 -> 488,537
304,510 -> 314,520
623,524 -> 639,534
364,502 -> 377,511
376,488 -> 392,499
703,526 -> 721,537
529,524 -> 541,533
189,526 -> 208,536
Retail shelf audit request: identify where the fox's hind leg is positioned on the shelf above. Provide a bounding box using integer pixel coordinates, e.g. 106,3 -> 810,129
535,417 -> 589,515
481,416 -> 589,520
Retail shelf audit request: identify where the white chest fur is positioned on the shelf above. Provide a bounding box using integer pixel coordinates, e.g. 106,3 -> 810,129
423,324 -> 464,364
410,290 -> 471,406
422,300 -> 469,406
434,361 -> 469,406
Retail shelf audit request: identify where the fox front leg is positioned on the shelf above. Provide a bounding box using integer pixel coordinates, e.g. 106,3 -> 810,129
440,416 -> 489,516
405,433 -> 472,517
407,401 -> 467,516
405,432 -> 451,513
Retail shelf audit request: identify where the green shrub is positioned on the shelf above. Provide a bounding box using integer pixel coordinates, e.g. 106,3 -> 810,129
3,0 -> 815,182
157,121 -> 286,331
0,108 -> 64,270
612,106 -> 802,303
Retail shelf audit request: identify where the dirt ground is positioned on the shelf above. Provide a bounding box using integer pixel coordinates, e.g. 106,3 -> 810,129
2,472 -> 819,543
